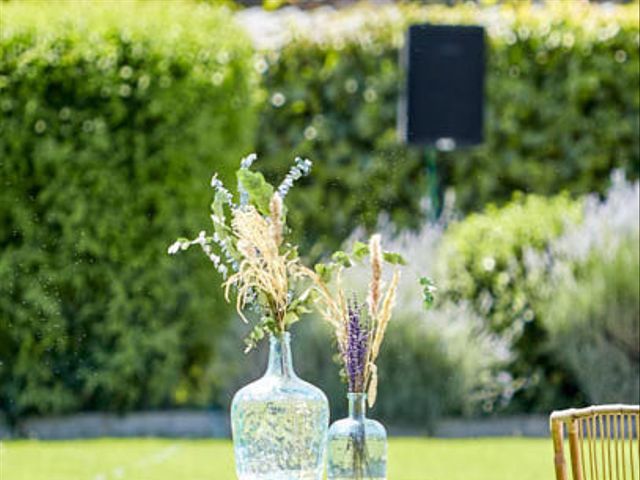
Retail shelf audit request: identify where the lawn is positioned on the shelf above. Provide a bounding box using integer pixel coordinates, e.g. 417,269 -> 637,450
1,437 -> 555,480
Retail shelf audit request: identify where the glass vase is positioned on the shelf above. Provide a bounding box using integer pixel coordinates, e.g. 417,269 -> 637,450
327,393 -> 387,480
231,332 -> 329,480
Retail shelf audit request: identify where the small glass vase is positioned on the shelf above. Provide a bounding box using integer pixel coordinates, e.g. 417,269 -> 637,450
327,393 -> 387,480
231,332 -> 329,480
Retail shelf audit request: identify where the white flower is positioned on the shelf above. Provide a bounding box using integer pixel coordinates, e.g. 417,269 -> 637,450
482,256 -> 496,272
211,173 -> 220,188
167,241 -> 182,255
195,231 -> 207,245
240,153 -> 257,169
277,156 -> 313,198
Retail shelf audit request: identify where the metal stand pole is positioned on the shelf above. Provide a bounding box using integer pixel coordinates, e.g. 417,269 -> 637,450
424,147 -> 441,222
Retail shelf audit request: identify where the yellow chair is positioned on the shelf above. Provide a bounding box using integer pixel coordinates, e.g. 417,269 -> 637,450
551,405 -> 640,480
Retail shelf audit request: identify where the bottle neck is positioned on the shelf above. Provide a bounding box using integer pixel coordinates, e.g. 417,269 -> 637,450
265,332 -> 295,378
348,393 -> 367,421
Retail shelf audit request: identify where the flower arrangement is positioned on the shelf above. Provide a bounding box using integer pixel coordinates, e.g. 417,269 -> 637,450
312,234 -> 404,407
312,234 -> 405,480
168,154 -> 317,351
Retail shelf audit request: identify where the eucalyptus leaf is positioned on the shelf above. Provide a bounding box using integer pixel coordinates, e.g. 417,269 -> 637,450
283,311 -> 300,327
314,263 -> 335,283
351,241 -> 369,261
383,251 -> 407,265
331,251 -> 353,268
237,169 -> 274,216
211,189 -> 240,260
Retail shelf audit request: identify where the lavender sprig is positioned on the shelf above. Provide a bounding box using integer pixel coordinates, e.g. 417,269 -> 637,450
167,231 -> 229,278
277,157 -> 312,198
345,297 -> 369,393
238,153 -> 258,206
210,174 -> 235,207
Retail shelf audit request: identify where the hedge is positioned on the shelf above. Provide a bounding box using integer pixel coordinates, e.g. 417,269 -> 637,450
2,0 -> 639,422
251,2 -> 639,254
0,2 -> 256,422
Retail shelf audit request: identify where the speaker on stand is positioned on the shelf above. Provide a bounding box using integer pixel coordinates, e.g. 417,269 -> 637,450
399,24 -> 485,220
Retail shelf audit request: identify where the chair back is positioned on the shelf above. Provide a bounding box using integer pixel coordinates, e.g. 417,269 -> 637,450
550,405 -> 640,480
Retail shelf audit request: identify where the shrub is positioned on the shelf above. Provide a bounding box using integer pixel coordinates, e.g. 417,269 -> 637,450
541,238 -> 639,404
536,175 -> 640,404
439,174 -> 640,411
0,2 -> 257,422
438,193 -> 584,412
244,2 -> 639,254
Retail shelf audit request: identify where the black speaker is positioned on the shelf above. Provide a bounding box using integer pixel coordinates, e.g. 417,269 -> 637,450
399,24 -> 485,148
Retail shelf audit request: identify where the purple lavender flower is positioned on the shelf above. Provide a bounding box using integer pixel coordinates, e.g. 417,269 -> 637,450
345,297 -> 369,392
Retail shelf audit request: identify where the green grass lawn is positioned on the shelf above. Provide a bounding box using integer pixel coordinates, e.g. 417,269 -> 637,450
1,437 -> 555,480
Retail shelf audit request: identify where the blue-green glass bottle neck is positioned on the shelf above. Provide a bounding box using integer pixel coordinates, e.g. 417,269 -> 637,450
348,393 -> 367,421
266,332 -> 295,378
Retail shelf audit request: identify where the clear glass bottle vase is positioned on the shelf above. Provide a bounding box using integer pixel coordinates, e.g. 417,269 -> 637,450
231,332 -> 329,480
327,393 -> 387,480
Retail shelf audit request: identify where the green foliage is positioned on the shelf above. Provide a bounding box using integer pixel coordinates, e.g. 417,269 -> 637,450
236,169 -> 274,216
0,2 -> 257,421
438,193 -> 584,411
541,237 -> 640,404
419,277 -> 437,310
315,239 -> 407,283
254,2 -> 639,255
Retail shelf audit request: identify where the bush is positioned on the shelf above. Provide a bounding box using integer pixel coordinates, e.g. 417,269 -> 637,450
0,2 -> 257,422
439,174 -> 640,411
536,175 -> 640,404
541,238 -> 639,404
245,2 -> 639,254
438,193 -> 584,412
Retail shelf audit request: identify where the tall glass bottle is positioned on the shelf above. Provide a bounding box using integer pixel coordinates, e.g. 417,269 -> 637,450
327,393 -> 387,480
231,332 -> 329,480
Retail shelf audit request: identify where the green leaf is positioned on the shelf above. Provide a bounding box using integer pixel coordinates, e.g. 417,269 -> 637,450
283,311 -> 300,327
243,324 -> 266,353
236,169 -> 274,216
419,276 -> 437,310
383,251 -> 407,265
351,241 -> 369,261
211,189 -> 240,260
314,263 -> 332,283
331,251 -> 353,268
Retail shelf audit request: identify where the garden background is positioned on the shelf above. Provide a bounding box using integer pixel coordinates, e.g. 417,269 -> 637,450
0,0 -> 639,477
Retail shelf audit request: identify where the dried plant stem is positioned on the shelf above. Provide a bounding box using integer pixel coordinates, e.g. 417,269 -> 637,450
367,234 -> 382,319
224,203 -> 311,332
369,269 -> 400,363
269,193 -> 283,248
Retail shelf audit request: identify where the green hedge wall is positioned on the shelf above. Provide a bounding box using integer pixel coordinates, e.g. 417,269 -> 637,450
254,2 -> 639,254
0,2 -> 256,421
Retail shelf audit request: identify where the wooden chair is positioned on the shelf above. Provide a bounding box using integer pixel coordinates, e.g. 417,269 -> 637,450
551,405 -> 640,480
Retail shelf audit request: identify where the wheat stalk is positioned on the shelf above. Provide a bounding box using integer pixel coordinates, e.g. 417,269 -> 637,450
224,201 -> 307,331
367,234 -> 382,320
369,269 -> 400,362
270,193 -> 283,248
